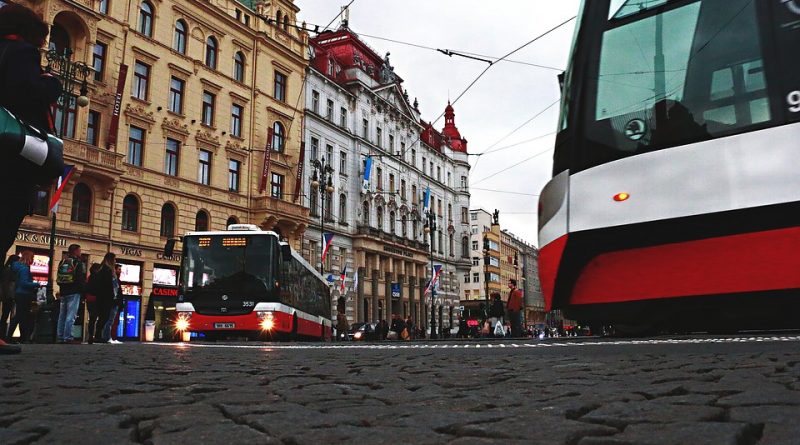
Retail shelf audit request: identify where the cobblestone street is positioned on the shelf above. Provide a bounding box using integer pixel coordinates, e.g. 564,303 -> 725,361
2,335 -> 800,444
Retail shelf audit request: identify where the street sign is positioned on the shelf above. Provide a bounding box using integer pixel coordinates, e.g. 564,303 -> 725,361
391,282 -> 400,299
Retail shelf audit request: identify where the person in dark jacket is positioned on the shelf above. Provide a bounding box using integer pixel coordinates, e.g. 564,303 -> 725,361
6,250 -> 38,343
56,244 -> 86,344
90,253 -> 118,343
0,254 -> 18,338
488,292 -> 505,338
84,263 -> 101,344
0,4 -> 62,257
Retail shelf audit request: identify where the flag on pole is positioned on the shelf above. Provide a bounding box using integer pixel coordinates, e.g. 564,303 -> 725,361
361,156 -> 373,194
423,186 -> 431,212
321,232 -> 335,263
424,264 -> 443,295
49,165 -> 75,212
352,268 -> 359,292
339,265 -> 347,294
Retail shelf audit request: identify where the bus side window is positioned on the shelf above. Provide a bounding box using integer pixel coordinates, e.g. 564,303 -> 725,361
770,0 -> 800,122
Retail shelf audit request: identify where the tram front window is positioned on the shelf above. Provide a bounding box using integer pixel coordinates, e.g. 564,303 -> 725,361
583,0 -> 772,170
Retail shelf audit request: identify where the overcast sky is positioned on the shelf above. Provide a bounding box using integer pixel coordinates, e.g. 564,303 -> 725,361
297,0 -> 582,246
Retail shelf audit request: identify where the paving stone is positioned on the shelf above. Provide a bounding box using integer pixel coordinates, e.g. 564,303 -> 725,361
728,405 -> 800,425
0,428 -> 40,445
758,422 -> 800,445
716,389 -> 800,407
577,422 -> 756,445
579,401 -> 725,428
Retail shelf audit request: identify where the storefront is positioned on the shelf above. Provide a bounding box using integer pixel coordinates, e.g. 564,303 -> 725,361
116,261 -> 143,341
146,264 -> 181,342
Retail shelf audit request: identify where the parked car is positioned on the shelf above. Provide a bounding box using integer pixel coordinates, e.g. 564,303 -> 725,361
350,322 -> 380,341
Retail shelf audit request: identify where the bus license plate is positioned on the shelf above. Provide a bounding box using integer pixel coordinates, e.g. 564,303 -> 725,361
214,323 -> 235,329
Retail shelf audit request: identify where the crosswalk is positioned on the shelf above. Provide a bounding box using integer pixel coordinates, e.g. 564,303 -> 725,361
149,335 -> 800,350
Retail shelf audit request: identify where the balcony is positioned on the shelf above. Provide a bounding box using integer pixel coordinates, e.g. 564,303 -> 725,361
251,196 -> 310,240
252,196 -> 310,220
63,139 -> 126,196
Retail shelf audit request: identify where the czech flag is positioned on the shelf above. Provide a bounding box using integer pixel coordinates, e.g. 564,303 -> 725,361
321,232 -> 334,263
340,265 -> 347,294
424,264 -> 443,295
49,165 -> 75,212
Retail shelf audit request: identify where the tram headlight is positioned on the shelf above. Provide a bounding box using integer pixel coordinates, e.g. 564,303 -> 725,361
175,312 -> 192,331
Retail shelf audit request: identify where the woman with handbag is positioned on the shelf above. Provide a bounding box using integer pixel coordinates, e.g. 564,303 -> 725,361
0,4 -> 62,257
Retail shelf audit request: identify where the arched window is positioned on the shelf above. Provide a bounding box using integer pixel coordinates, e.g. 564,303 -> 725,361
401,214 -> 407,237
138,1 -> 154,37
71,183 -> 92,223
361,201 -> 370,225
205,36 -> 218,69
461,236 -> 469,258
449,234 -> 454,256
339,193 -> 347,222
160,203 -> 176,238
121,194 -> 139,232
195,210 -> 209,231
412,219 -> 418,240
324,191 -> 333,220
309,188 -> 318,216
283,15 -> 289,30
272,121 -> 285,152
376,206 -> 383,231
173,20 -> 187,54
48,23 -> 70,54
233,51 -> 245,82
226,216 -> 238,228
276,10 -> 282,26
389,211 -> 396,234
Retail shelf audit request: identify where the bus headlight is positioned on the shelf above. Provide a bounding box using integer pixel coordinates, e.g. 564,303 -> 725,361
175,313 -> 192,331
257,311 -> 274,331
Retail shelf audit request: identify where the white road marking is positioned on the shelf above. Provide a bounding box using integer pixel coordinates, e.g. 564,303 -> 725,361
147,336 -> 800,351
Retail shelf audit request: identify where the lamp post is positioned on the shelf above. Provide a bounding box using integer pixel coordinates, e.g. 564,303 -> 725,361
424,210 -> 437,339
310,157 -> 334,275
42,47 -> 92,302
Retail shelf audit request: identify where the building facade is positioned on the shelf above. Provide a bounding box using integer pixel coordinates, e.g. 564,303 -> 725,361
502,229 -> 544,326
302,26 -> 472,332
10,0 -> 309,340
462,209 -> 501,319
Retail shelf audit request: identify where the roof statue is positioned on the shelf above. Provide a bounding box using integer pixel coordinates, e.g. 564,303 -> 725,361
380,52 -> 398,84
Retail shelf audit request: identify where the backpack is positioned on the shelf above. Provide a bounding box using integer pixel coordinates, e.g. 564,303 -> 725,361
56,258 -> 79,285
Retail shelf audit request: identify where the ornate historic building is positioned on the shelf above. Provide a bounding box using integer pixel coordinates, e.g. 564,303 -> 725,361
10,0 -> 309,340
303,25 -> 472,331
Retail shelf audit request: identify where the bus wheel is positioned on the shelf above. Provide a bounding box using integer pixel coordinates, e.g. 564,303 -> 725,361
290,313 -> 299,341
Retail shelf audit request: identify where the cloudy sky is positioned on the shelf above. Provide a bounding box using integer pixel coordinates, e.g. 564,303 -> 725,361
296,0 -> 582,246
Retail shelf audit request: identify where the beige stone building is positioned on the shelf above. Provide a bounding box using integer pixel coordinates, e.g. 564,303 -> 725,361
10,0 -> 309,340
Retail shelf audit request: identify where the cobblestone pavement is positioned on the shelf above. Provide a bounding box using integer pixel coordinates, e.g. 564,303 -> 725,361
2,335 -> 800,445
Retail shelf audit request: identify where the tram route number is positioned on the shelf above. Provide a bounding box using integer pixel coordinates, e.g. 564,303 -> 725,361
788,91 -> 800,112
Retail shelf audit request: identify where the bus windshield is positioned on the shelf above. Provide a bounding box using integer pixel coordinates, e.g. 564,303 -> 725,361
582,0 -> 772,169
182,235 -> 276,294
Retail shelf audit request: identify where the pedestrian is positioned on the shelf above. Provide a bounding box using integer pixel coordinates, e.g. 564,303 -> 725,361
91,253 -> 118,344
458,316 -> 468,339
336,312 -> 349,341
379,319 -> 389,341
55,244 -> 86,344
506,279 -> 524,338
84,263 -> 101,344
404,316 -> 414,340
0,254 -> 19,338
488,292 -> 504,337
6,250 -> 38,343
104,263 -> 124,343
0,3 -> 62,355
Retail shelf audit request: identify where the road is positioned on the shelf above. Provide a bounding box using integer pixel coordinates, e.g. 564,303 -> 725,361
1,335 -> 799,445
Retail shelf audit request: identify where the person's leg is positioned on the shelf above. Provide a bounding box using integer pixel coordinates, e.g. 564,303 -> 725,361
11,297 -> 31,343
61,294 -> 81,341
56,297 -> 68,342
0,299 -> 12,339
102,306 -> 118,342
95,307 -> 109,343
86,302 -> 97,344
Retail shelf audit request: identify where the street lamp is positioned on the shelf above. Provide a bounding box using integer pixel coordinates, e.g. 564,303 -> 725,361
42,47 -> 92,302
424,210 -> 437,339
310,157 -> 334,274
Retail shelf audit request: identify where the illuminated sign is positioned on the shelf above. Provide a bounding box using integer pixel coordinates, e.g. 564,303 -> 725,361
153,267 -> 177,286
152,287 -> 179,297
221,237 -> 247,247
198,237 -> 211,247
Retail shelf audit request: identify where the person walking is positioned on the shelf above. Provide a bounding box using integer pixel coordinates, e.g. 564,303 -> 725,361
488,292 -> 505,338
92,253 -> 118,343
104,263 -> 123,343
6,250 -> 38,343
506,279 -> 524,338
0,254 -> 19,338
404,316 -> 414,340
84,263 -> 101,344
55,244 -> 85,344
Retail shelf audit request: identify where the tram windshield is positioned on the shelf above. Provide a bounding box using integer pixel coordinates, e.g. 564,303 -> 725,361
581,0 -> 773,169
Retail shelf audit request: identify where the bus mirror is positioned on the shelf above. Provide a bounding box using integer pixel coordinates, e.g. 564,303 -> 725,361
164,239 -> 176,257
281,244 -> 292,262
558,72 -> 565,93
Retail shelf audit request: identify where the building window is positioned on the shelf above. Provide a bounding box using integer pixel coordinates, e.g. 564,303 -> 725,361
310,137 -> 319,160
202,91 -> 215,126
437,166 -> 441,182
412,219 -> 418,240
272,121 -> 285,152
174,20 -> 187,54
86,111 -> 100,146
401,215 -> 407,237
422,157 -> 427,175
400,179 -> 406,201
160,204 -> 176,238
389,211 -> 396,234
195,210 -> 209,231
471,225 -> 478,235
71,183 -> 92,223
231,104 -> 243,137
462,207 -> 469,223
464,273 -> 470,284
326,99 -> 334,121
340,107 -> 347,127
127,126 -> 144,166
449,234 -> 454,256
472,273 -> 480,283
133,61 -> 149,100
233,51 -> 245,82
324,191 -> 334,220
205,36 -> 218,69
411,185 -> 417,204
309,188 -> 318,216
31,186 -> 50,216
472,240 -> 479,250
226,216 -> 238,227
362,118 -> 368,138
461,176 -> 467,189
169,77 -> 184,114
362,201 -> 370,225
438,231 -> 443,254
389,134 -> 394,151
165,138 -> 180,176
376,167 -> 382,190
472,257 -> 479,266
339,193 -> 347,221
389,173 -> 395,193
271,173 -> 284,199
92,42 -> 106,82
228,159 -> 240,192
339,151 -> 347,173
376,126 -> 382,147
311,90 -> 319,113
122,194 -> 139,232
138,1 -> 154,37
274,71 -> 287,102
376,206 -> 383,231
198,150 -> 211,185
325,144 -> 333,163
98,0 -> 109,15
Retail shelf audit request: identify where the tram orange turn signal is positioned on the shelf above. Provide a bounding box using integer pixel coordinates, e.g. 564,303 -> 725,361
613,192 -> 630,202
